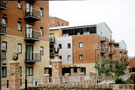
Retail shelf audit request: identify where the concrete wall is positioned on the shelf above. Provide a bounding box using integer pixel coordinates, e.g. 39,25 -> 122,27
55,36 -> 73,65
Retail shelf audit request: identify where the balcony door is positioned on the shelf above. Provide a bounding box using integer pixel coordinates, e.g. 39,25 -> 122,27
26,3 -> 33,15
26,45 -> 33,61
26,24 -> 33,38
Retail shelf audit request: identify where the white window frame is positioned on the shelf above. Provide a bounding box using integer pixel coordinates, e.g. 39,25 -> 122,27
18,43 -> 22,54
79,55 -> 83,60
79,42 -> 83,48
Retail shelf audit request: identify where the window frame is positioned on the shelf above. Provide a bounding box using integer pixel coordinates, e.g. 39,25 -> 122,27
18,21 -> 22,31
2,41 -> 7,52
67,43 -> 71,49
79,42 -> 83,48
40,46 -> 44,56
27,67 -> 33,76
40,8 -> 44,17
40,27 -> 44,36
18,0 -> 22,9
79,54 -> 83,61
18,43 -> 22,54
2,67 -> 7,78
67,55 -> 71,61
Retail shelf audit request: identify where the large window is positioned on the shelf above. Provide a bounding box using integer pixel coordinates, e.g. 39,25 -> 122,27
27,67 -> 33,76
40,46 -> 44,56
18,43 -> 22,54
40,8 -> 44,17
79,55 -> 83,61
2,41 -> 7,52
79,42 -> 83,48
2,67 -> 7,77
18,21 -> 22,31
18,0 -> 22,9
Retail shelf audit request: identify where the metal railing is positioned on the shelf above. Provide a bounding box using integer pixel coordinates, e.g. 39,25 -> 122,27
0,24 -> 6,35
25,53 -> 41,63
24,8 -> 41,20
49,38 -> 55,42
25,30 -> 41,41
100,37 -> 107,42
109,49 -> 115,55
101,47 -> 107,53
50,48 -> 55,54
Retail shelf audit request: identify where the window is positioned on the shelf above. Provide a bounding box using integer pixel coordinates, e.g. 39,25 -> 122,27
59,56 -> 62,59
67,55 -> 71,61
18,43 -> 22,54
40,8 -> 43,17
79,42 -> 83,48
2,41 -> 7,52
40,27 -> 44,36
2,67 -> 7,77
2,18 -> 7,27
40,46 -> 44,56
18,0 -> 22,9
59,44 -> 62,49
20,67 -> 22,77
67,43 -> 71,49
18,21 -> 22,31
27,67 -> 33,76
79,55 -> 83,60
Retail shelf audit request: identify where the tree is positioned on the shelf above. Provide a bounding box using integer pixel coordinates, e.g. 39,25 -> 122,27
95,58 -> 127,77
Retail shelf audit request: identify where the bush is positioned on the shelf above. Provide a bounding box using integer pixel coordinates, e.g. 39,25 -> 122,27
115,77 -> 126,84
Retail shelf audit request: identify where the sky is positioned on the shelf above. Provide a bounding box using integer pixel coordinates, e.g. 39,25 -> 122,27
49,0 -> 135,57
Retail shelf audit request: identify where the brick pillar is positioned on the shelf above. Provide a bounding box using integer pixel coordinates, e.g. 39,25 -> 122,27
77,68 -> 81,75
71,68 -> 74,76
9,61 -> 20,90
52,57 -> 62,83
44,74 -> 50,84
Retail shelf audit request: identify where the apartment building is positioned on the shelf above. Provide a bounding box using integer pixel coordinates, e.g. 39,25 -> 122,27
129,57 -> 135,72
49,22 -> 128,75
0,0 -> 49,86
49,17 -> 69,28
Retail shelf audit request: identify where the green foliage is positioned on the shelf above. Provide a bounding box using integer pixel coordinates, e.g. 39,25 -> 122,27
115,77 -> 126,84
95,58 -> 127,77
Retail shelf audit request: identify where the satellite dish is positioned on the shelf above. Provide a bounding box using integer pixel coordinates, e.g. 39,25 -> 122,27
12,53 -> 19,61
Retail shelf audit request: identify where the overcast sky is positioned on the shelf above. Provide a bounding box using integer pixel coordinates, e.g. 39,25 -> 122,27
49,0 -> 135,57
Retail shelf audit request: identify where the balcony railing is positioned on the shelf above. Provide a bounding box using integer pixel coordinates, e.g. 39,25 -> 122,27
0,24 -> 6,35
109,39 -> 114,44
49,38 -> 55,42
109,50 -> 115,55
0,1 -> 7,10
25,30 -> 41,42
1,51 -> 6,60
100,37 -> 107,42
24,8 -> 41,21
101,47 -> 107,54
25,53 -> 41,64
50,48 -> 55,54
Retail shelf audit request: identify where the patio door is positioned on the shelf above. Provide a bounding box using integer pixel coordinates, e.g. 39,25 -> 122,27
26,45 -> 33,61
26,3 -> 33,15
26,24 -> 33,38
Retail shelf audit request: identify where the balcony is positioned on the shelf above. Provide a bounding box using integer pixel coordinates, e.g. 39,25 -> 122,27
25,53 -> 41,64
0,24 -> 6,35
24,8 -> 41,21
101,47 -> 107,54
25,30 -> 41,42
109,39 -> 114,45
50,48 -> 55,55
100,37 -> 107,42
0,1 -> 7,10
109,50 -> 115,55
1,51 -> 6,61
49,37 -> 55,42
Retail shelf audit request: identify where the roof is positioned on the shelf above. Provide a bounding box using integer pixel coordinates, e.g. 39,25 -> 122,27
49,22 -> 112,33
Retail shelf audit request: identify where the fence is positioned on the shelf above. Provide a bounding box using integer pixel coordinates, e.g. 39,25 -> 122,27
31,75 -> 114,85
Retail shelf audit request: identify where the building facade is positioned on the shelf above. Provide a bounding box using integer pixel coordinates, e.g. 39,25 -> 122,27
49,17 -> 69,28
49,23 -> 128,75
0,0 -> 49,86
